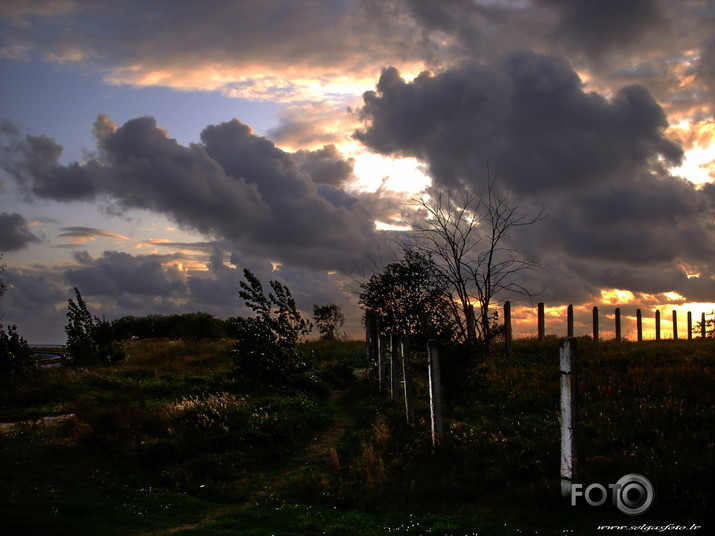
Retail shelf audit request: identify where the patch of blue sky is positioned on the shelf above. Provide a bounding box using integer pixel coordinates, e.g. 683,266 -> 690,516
0,59 -> 282,164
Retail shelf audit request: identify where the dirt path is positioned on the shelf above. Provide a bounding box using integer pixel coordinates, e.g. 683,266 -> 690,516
245,389 -> 349,503
140,390 -> 351,536
0,413 -> 75,432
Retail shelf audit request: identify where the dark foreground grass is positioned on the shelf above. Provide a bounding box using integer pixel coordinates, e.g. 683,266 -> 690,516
1,337 -> 713,535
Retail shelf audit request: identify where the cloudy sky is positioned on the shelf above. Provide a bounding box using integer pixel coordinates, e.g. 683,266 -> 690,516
1,0 -> 714,343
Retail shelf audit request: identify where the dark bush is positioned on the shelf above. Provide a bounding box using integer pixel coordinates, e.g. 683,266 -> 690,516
0,324 -> 34,377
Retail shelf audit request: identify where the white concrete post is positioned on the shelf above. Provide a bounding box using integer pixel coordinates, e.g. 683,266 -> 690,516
427,340 -> 444,448
560,337 -> 577,501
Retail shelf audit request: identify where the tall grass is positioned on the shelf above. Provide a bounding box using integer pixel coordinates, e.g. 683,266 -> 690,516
1,337 -> 712,534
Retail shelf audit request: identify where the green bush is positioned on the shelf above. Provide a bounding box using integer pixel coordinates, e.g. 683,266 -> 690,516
230,269 -> 313,386
0,324 -> 34,377
65,287 -> 126,365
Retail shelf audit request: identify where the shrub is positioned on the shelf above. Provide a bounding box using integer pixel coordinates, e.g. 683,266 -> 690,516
0,324 -> 34,377
230,269 -> 312,386
65,287 -> 125,365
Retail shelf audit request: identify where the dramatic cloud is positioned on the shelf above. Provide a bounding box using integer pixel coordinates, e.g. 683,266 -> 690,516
0,212 -> 40,251
0,0 -> 428,99
2,0 -> 714,343
2,115 -> 381,270
355,51 -> 715,304
356,52 -> 683,194
540,0 -> 666,61
65,250 -> 187,297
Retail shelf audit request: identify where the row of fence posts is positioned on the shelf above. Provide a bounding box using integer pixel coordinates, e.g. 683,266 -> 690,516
365,310 -> 443,447
503,302 -> 709,355
367,306 -> 705,498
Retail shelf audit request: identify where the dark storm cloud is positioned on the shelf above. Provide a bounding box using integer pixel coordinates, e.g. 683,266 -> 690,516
293,145 -> 355,187
699,37 -> 715,108
0,266 -> 68,343
0,0 -> 426,82
1,114 -> 380,270
538,0 -> 666,60
0,127 -> 97,201
65,250 -> 187,297
356,51 -> 683,194
356,50 -> 715,304
0,212 -> 39,251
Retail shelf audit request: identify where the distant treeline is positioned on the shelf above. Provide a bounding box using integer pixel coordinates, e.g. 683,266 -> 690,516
111,312 -> 232,341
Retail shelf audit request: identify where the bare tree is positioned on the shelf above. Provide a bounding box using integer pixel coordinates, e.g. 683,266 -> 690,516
407,175 -> 544,349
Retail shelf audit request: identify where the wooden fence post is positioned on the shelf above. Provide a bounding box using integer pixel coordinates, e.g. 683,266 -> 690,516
427,340 -> 444,448
615,308 -> 622,342
637,309 -> 643,342
702,312 -> 707,339
560,337 -> 578,501
466,304 -> 476,342
655,310 -> 661,341
592,306 -> 599,342
567,304 -> 574,338
400,337 -> 416,425
538,302 -> 545,342
672,311 -> 678,340
378,335 -> 387,392
687,311 -> 693,341
504,301 -> 512,356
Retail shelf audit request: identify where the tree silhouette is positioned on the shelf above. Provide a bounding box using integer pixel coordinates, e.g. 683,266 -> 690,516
312,303 -> 345,340
408,175 -> 543,349
359,250 -> 456,341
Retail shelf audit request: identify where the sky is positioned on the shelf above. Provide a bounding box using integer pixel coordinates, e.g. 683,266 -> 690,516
1,0 -> 714,344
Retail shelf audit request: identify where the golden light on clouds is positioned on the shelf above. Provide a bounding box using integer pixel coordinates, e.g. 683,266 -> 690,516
105,62 -> 428,105
668,119 -> 715,184
600,288 -> 636,305
348,148 -> 431,195
161,258 -> 208,273
56,227 -> 129,245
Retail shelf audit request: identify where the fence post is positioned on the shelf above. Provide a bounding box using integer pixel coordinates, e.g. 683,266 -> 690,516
427,340 -> 444,448
637,309 -> 643,342
655,310 -> 661,341
366,310 -> 379,382
560,337 -> 578,501
567,304 -> 574,338
378,335 -> 387,392
504,301 -> 512,356
538,302 -> 545,342
615,308 -> 622,342
687,311 -> 693,341
400,337 -> 416,425
390,334 -> 400,401
702,312 -> 707,339
592,306 -> 599,342
672,311 -> 678,340
466,304 -> 476,342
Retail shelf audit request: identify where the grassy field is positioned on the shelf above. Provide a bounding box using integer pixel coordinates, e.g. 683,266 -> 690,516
0,336 -> 713,535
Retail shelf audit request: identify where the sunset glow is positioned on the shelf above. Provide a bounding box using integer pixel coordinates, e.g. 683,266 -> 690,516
1,1 -> 714,343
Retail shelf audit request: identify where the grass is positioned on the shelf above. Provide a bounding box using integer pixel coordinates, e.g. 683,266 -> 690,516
1,336 -> 713,535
